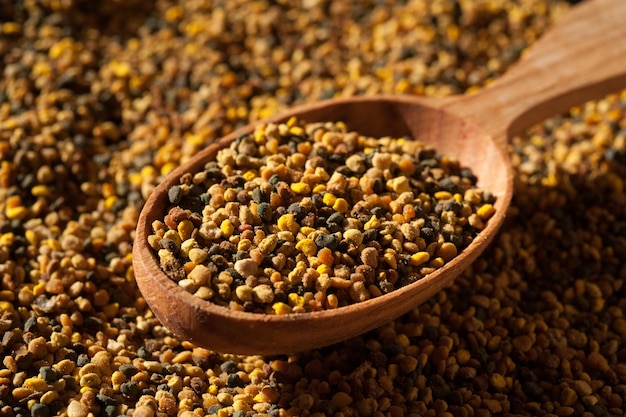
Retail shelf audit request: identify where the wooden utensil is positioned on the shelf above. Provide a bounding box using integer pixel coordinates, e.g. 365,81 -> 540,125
133,0 -> 626,355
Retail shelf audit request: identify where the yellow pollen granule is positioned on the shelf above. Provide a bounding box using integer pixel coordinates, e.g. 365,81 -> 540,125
332,198 -> 349,213
323,193 -> 337,207
243,170 -> 257,181
434,191 -> 453,200
317,264 -> 331,275
177,220 -> 194,241
277,214 -> 299,234
272,302 -> 292,315
0,233 -> 14,247
295,238 -> 317,256
31,185 -> 51,198
477,203 -> 496,220
23,377 -> 48,392
289,126 -> 305,136
300,226 -> 315,237
290,182 -> 311,194
410,251 -> 430,266
364,215 -> 380,230
0,301 -> 15,314
383,252 -> 398,269
220,219 -> 235,237
429,257 -> 445,268
288,293 -> 305,307
33,283 -> 46,297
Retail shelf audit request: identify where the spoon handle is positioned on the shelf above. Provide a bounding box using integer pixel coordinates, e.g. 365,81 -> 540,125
444,0 -> 626,141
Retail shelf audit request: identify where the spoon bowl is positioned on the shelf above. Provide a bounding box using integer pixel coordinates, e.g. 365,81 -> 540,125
133,0 -> 626,355
133,97 -> 510,354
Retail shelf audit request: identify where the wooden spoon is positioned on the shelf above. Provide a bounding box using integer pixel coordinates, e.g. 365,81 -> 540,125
133,0 -> 626,355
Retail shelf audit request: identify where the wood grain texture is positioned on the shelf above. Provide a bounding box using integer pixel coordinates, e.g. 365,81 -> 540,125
132,0 -> 626,355
446,0 -> 626,141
